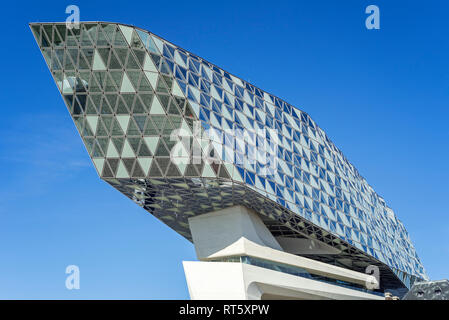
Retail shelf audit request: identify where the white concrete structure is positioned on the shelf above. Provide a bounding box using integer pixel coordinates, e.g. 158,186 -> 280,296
184,261 -> 383,300
183,205 -> 384,300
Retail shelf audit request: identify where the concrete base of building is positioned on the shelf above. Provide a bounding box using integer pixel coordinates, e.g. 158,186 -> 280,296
183,260 -> 384,300
183,205 -> 384,300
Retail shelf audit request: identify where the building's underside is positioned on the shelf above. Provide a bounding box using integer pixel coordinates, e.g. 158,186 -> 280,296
30,21 -> 428,297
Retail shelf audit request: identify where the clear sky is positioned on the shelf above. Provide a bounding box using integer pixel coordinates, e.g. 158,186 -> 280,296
0,0 -> 448,299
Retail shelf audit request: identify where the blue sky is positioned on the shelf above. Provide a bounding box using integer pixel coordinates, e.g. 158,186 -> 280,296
0,0 -> 448,299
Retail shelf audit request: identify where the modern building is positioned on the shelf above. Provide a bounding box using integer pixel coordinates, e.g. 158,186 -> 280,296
30,21 -> 428,299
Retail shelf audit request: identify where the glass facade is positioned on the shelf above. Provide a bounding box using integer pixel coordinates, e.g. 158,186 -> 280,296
30,21 -> 427,294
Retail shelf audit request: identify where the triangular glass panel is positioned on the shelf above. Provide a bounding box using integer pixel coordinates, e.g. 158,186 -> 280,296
134,115 -> 147,132
111,119 -> 124,136
127,71 -> 140,90
167,99 -> 181,115
108,50 -> 122,69
105,94 -> 118,111
80,25 -> 94,46
150,53 -> 161,70
102,162 -> 114,177
114,48 -> 128,65
107,159 -> 119,175
127,119 -> 141,136
143,117 -> 158,135
122,158 -> 135,175
132,161 -> 146,177
96,27 -> 109,46
109,71 -> 123,88
122,94 -> 134,111
42,24 -> 53,44
114,27 -> 128,46
81,48 -> 94,68
85,96 -> 99,114
104,73 -> 118,92
126,52 -> 140,69
148,160 -> 163,177
166,162 -> 181,177
133,96 -> 147,113
53,28 -> 63,47
138,74 -> 152,92
154,140 -> 170,156
138,140 -> 152,156
116,96 -> 130,114
112,137 -> 124,153
139,93 -> 153,110
66,28 -> 80,46
31,25 -> 41,45
56,25 -> 66,43
104,97 -> 119,116
133,49 -> 145,66
96,119 -> 108,136
97,48 -> 111,67
101,24 -> 115,43
93,71 -> 107,90
127,137 -> 141,155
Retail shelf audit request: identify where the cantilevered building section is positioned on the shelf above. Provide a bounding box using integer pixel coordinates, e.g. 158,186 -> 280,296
30,22 -> 427,299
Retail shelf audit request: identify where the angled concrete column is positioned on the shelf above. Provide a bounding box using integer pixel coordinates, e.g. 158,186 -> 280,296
188,205 -> 283,259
